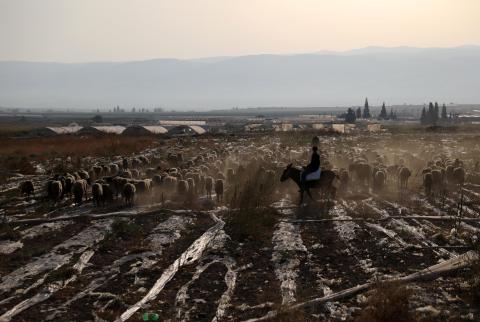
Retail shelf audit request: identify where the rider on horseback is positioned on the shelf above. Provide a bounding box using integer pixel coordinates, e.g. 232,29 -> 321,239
301,146 -> 320,188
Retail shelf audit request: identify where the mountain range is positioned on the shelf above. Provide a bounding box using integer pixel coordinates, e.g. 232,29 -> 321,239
0,46 -> 479,110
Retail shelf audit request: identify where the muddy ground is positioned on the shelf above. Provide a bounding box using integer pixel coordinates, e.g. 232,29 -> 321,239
1,132 -> 480,321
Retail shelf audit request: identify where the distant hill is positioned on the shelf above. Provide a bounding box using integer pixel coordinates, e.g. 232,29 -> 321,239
0,46 -> 479,110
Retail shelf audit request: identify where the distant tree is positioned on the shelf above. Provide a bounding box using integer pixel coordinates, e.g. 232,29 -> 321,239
441,103 -> 447,120
378,102 -> 387,119
363,98 -> 371,118
345,108 -> 357,123
356,107 -> 362,119
427,102 -> 434,125
92,114 -> 103,123
420,106 -> 427,125
389,108 -> 395,120
434,102 -> 439,123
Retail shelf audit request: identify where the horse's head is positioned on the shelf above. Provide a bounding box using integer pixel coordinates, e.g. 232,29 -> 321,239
280,163 -> 293,182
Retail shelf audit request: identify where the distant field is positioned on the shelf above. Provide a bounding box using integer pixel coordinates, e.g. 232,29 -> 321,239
0,135 -> 158,180
0,123 -> 49,137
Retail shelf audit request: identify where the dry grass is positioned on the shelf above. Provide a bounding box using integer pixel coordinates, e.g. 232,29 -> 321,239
0,122 -> 50,138
355,281 -> 414,322
225,207 -> 277,244
0,135 -> 157,159
0,135 -> 157,177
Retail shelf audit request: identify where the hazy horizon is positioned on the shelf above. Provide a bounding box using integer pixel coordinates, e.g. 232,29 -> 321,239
1,44 -> 480,64
1,46 -> 480,110
1,1 -> 479,110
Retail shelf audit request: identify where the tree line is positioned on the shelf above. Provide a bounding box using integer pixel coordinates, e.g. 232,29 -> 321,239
420,102 -> 456,125
342,98 -> 397,124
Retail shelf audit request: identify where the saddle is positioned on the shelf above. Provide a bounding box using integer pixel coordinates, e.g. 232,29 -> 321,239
305,168 -> 321,181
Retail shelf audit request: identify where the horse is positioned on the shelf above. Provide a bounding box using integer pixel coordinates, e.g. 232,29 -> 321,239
280,163 -> 338,205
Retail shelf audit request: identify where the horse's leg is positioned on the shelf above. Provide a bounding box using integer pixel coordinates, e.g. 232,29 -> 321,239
299,189 -> 304,205
306,188 -> 313,200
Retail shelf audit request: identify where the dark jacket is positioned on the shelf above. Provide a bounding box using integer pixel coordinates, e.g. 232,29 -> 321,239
305,152 -> 320,172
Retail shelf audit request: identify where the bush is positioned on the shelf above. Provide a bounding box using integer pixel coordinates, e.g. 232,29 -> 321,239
99,219 -> 145,252
0,223 -> 21,241
110,219 -> 144,241
356,282 -> 413,322
227,161 -> 278,209
225,207 -> 277,243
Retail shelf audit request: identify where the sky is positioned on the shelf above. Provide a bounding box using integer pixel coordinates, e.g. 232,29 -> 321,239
0,0 -> 479,62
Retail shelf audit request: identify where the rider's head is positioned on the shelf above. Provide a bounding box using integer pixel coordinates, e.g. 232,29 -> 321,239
312,146 -> 318,152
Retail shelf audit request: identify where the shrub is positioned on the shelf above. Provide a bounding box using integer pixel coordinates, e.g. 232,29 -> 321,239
0,223 -> 21,241
225,207 -> 277,243
99,219 -> 145,252
110,219 -> 144,241
356,281 -> 413,322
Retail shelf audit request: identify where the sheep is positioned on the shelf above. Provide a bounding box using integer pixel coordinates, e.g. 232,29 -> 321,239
215,179 -> 224,202
348,162 -> 371,188
217,172 -> 226,181
445,165 -> 455,184
92,166 -> 103,178
73,179 -> 88,204
431,169 -> 444,196
192,173 -> 202,193
138,155 -> 150,166
373,170 -> 386,191
187,178 -> 196,200
145,168 -> 157,177
164,176 -> 177,189
132,158 -> 142,169
109,163 -> 119,175
226,168 -> 235,183
48,180 -> 63,202
63,175 -> 75,199
113,177 -> 129,197
397,167 -> 411,190
122,158 -> 129,170
424,172 -> 433,196
19,180 -> 34,198
152,174 -> 163,186
339,169 -> 349,193
177,180 -> 189,195
453,167 -> 465,186
131,169 -> 140,179
120,169 -> 132,178
134,179 -> 152,194
123,183 -> 136,207
205,176 -> 214,199
102,183 -> 114,204
92,183 -> 103,207
77,170 -> 89,180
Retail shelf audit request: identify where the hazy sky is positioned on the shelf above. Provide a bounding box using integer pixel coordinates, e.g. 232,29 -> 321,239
1,0 -> 479,62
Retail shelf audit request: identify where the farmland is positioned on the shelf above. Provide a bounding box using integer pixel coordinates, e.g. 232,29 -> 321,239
0,129 -> 479,321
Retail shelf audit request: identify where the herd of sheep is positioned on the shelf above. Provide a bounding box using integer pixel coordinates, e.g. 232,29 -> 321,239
16,135 -> 478,209
18,149 -> 229,208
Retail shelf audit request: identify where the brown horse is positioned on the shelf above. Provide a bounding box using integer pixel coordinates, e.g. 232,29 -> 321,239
280,164 -> 338,204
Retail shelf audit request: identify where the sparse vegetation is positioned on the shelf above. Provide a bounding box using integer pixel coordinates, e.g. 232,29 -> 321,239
356,282 -> 413,322
0,223 -> 21,240
225,207 -> 277,243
